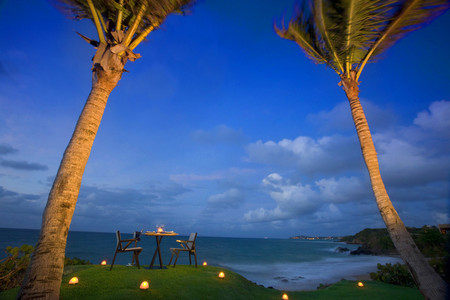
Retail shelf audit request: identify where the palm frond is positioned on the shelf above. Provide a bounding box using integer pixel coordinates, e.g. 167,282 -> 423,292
329,0 -> 396,74
51,0 -> 196,49
356,0 -> 449,79
275,2 -> 340,73
277,0 -> 448,79
314,0 -> 345,73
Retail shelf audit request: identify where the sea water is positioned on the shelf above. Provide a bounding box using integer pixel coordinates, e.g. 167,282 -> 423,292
0,228 -> 401,290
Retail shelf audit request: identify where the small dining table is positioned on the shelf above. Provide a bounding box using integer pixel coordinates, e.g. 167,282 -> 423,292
144,231 -> 178,269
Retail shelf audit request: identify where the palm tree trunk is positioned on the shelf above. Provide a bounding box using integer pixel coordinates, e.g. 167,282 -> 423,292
341,73 -> 448,300
17,49 -> 124,299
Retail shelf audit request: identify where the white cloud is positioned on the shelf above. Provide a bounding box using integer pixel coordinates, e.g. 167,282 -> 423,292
375,135 -> 450,186
245,173 -> 321,222
246,135 -> 362,175
315,177 -> 368,203
244,100 -> 450,230
413,100 -> 450,138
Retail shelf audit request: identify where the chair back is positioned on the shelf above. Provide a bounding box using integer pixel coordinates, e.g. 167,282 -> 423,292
186,232 -> 197,251
116,231 -> 123,251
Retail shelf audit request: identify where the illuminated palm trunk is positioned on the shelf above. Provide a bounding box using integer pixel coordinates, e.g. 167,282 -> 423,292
17,48 -> 124,300
342,74 -> 448,300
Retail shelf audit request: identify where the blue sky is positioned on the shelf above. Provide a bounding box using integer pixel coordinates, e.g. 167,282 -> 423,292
0,0 -> 449,238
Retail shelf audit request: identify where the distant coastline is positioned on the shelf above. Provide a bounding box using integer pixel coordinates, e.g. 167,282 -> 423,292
289,235 -> 341,241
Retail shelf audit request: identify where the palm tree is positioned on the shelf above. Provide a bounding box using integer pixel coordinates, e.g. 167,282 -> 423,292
17,0 -> 195,299
275,0 -> 449,299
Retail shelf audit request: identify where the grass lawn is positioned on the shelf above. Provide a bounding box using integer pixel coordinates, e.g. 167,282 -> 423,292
0,265 -> 422,299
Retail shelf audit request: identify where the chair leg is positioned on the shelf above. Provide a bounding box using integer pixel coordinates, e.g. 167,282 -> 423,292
168,252 -> 175,266
134,251 -> 140,269
189,252 -> 192,265
173,251 -> 180,267
110,251 -> 118,271
194,251 -> 197,268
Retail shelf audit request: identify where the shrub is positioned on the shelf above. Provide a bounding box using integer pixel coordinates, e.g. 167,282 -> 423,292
370,263 -> 416,288
0,244 -> 92,291
0,244 -> 34,291
64,257 -> 92,266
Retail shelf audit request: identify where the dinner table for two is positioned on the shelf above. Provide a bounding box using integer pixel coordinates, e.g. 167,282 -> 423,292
144,231 -> 178,269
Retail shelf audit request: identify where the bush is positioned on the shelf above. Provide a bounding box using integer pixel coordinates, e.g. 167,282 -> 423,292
0,244 -> 92,291
64,257 -> 91,266
370,263 -> 416,288
0,244 -> 34,291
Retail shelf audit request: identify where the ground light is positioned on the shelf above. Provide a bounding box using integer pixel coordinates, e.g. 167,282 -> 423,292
100,260 -> 107,265
203,261 -> 207,266
218,272 -> 225,279
140,281 -> 149,290
69,277 -> 78,285
282,293 -> 289,300
358,282 -> 364,287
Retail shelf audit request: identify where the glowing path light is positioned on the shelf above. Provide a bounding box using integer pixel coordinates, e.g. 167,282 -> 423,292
140,281 -> 150,290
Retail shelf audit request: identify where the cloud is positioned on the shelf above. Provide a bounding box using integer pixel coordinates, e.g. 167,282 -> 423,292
0,143 -> 18,155
170,168 -> 257,185
247,100 -> 450,186
246,135 -> 362,176
191,125 -> 246,144
245,173 -> 321,222
0,185 -> 43,214
413,100 -> 450,138
244,100 -> 450,229
0,186 -> 45,229
315,177 -> 369,203
0,143 -> 48,171
244,173 -> 370,223
306,100 -> 396,132
207,188 -> 244,209
170,172 -> 224,185
77,182 -> 191,210
68,182 -> 193,232
375,135 -> 450,186
0,159 -> 48,171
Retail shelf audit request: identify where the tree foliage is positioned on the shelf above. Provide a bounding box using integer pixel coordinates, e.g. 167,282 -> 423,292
0,245 -> 33,292
341,226 -> 448,256
370,262 -> 416,287
0,245 -> 92,291
275,0 -> 449,80
51,0 -> 196,65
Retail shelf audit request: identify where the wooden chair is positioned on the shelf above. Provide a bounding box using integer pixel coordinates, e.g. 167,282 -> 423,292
131,231 -> 142,265
110,230 -> 143,270
168,232 -> 197,267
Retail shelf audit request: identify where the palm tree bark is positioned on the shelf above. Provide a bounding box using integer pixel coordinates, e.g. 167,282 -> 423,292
17,47 -> 124,300
341,71 -> 448,300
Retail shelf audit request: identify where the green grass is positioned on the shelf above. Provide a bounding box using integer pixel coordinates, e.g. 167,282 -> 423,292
0,265 -> 422,299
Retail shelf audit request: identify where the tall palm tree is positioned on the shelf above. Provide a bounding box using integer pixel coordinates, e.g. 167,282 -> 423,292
17,0 -> 195,299
275,0 -> 449,299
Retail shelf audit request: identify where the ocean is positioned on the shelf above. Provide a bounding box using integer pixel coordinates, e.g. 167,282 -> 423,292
0,228 -> 401,291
